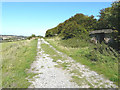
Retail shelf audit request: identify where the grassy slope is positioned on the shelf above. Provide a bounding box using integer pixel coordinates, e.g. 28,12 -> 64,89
45,37 -> 118,85
41,43 -> 94,87
0,43 -> 2,89
2,39 -> 37,88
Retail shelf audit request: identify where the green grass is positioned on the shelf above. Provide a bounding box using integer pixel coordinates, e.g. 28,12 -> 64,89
41,43 -> 69,70
0,43 -> 2,89
41,43 -> 66,62
71,76 -> 92,87
45,37 -> 119,85
1,39 -> 38,88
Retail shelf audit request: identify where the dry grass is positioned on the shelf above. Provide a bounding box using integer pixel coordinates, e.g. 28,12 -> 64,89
45,37 -> 118,85
1,39 -> 37,88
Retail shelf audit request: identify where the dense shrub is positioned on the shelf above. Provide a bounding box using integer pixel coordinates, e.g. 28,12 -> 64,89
45,13 -> 97,39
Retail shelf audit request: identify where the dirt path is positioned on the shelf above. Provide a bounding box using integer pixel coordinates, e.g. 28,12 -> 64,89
28,38 -> 79,88
28,38 -> 118,88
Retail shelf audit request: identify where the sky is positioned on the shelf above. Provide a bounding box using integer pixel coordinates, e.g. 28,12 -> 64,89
2,2 -> 113,36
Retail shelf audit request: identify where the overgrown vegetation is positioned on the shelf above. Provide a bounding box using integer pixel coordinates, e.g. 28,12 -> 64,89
0,44 -> 2,89
44,1 -> 119,85
45,1 -> 120,51
45,37 -> 118,85
45,14 -> 96,39
2,39 -> 37,88
41,43 -> 66,63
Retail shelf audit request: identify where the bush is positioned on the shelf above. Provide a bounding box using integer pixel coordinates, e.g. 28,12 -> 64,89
85,51 -> 98,61
31,34 -> 36,37
27,34 -> 36,40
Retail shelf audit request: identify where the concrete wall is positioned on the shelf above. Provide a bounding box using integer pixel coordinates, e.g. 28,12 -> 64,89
90,33 -> 113,44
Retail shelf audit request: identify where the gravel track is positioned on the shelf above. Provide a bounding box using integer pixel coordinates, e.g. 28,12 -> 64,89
28,38 -> 118,88
28,39 -> 79,88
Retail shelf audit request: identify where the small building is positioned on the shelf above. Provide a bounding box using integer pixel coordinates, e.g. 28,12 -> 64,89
89,29 -> 114,44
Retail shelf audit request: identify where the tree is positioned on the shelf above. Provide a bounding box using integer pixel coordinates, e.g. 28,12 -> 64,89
111,1 -> 120,52
45,13 -> 97,39
97,1 -> 120,31
97,1 -> 120,51
27,34 -> 36,40
31,34 -> 36,37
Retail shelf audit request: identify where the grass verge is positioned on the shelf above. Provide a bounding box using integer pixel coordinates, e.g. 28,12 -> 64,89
41,43 -> 65,62
2,39 -> 37,88
0,43 -> 2,89
45,37 -> 118,85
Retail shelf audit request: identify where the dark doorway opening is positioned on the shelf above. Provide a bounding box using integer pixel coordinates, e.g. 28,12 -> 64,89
99,33 -> 105,43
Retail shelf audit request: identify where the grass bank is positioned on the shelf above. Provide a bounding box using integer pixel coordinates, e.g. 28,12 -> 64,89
2,39 -> 38,88
45,37 -> 118,85
0,43 -> 2,89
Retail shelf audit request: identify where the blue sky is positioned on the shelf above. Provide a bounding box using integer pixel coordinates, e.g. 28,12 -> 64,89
2,2 -> 112,36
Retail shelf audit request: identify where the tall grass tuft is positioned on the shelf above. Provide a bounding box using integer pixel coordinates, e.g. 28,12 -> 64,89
45,37 -> 119,85
2,39 -> 37,88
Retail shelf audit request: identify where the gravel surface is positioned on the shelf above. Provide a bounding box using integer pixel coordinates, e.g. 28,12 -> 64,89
28,39 -> 80,88
28,38 -> 118,88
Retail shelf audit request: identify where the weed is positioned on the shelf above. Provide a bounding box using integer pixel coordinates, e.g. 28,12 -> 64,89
39,72 -> 43,74
41,66 -> 44,68
2,39 -> 38,88
45,37 -> 118,85
54,65 -> 61,68
60,62 -> 69,69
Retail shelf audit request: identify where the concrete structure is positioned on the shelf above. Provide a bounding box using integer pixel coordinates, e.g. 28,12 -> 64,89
89,29 -> 114,44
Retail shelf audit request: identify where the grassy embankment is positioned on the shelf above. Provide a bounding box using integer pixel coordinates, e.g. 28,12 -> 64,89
0,43 -> 2,89
1,39 -> 37,88
44,37 -> 118,85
